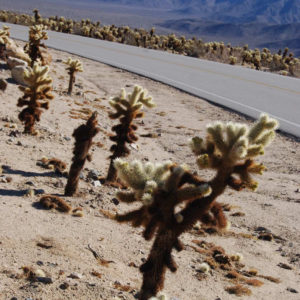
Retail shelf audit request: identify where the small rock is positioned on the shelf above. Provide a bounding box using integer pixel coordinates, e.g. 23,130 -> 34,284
111,198 -> 119,205
59,282 -> 69,290
87,169 -> 100,180
63,136 -> 71,141
37,276 -> 53,284
129,143 -> 139,151
79,172 -> 84,179
7,57 -> 28,69
25,181 -> 35,186
16,141 -> 22,146
93,180 -> 101,187
255,226 -> 271,233
287,287 -> 298,293
68,272 -> 83,279
36,261 -> 44,266
11,65 -> 30,86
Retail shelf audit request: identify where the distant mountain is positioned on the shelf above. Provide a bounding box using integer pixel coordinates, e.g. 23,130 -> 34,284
94,0 -> 300,24
156,18 -> 300,56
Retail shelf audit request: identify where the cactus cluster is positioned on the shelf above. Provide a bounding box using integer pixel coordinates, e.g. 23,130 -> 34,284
0,9 -> 299,76
1,9 -> 282,300
17,63 -> 54,134
113,114 -> 278,299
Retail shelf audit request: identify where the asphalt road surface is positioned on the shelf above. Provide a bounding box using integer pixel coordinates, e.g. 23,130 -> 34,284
2,22 -> 300,137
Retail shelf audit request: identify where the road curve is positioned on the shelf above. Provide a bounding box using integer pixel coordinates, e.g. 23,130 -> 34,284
2,22 -> 300,137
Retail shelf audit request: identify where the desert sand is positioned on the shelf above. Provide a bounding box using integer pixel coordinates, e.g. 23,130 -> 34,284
0,41 -> 300,300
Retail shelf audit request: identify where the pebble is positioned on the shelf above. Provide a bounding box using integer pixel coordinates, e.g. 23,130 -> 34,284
59,282 -> 69,290
37,277 -> 53,284
287,287 -> 298,293
93,180 -> 102,187
255,226 -> 271,233
68,272 -> 83,279
63,136 -> 71,141
87,169 -> 100,180
111,198 -> 119,205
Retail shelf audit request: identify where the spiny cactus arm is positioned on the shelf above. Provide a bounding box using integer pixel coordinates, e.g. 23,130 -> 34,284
116,191 -> 136,203
247,114 -> 278,145
17,97 -> 30,107
137,89 -> 156,108
115,206 -> 147,228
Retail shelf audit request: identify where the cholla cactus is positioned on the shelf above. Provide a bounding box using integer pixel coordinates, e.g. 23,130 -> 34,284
113,114 -> 278,300
32,9 -> 41,24
114,161 -> 211,300
17,63 -> 54,134
65,112 -> 100,196
63,57 -> 83,95
106,85 -> 155,182
24,24 -> 48,67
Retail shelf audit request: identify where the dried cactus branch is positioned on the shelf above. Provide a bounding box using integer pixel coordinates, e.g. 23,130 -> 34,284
65,112 -> 100,196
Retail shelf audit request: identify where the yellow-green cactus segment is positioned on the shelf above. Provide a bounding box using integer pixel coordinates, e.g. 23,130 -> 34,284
29,24 -> 48,41
114,158 -> 172,205
63,57 -> 83,72
22,63 -> 53,99
189,136 -> 205,155
0,25 -> 10,44
200,114 -> 278,162
109,85 -> 155,111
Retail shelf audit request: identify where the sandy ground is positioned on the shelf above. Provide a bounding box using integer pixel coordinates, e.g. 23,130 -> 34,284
0,42 -> 300,300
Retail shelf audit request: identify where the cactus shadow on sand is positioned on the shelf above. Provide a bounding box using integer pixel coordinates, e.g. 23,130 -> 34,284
2,165 -> 64,178
0,188 -> 44,197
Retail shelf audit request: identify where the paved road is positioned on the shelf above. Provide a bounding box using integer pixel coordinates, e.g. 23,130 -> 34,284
2,22 -> 300,137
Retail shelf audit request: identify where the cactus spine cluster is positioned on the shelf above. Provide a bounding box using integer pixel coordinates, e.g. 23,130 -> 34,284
113,114 -> 278,299
65,112 -> 100,196
63,57 -> 83,95
17,63 -> 54,134
106,85 -> 155,182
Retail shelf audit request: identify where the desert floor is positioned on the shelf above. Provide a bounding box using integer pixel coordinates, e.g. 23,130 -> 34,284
0,42 -> 300,300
